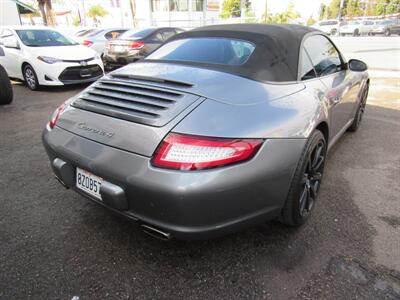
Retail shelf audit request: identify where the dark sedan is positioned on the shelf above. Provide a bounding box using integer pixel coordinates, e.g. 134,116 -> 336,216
43,24 -> 369,240
103,27 -> 184,69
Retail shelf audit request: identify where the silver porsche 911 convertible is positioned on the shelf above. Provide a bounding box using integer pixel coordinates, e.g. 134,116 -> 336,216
42,24 -> 369,240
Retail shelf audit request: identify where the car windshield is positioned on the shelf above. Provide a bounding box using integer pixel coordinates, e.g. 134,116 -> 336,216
146,38 -> 256,66
16,29 -> 78,47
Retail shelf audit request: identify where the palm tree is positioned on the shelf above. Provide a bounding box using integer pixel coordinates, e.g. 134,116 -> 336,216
37,0 -> 56,26
129,0 -> 137,27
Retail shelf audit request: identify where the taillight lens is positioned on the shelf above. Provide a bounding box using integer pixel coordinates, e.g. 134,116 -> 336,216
49,103 -> 66,129
152,133 -> 263,171
82,40 -> 93,47
128,41 -> 144,49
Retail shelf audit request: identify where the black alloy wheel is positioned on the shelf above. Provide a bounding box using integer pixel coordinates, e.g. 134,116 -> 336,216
299,140 -> 325,218
348,83 -> 369,132
281,130 -> 327,226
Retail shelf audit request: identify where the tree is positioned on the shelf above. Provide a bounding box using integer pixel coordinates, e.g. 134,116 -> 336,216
264,3 -> 300,24
129,0 -> 137,27
307,16 -> 317,26
319,3 -> 327,20
37,0 -> 56,26
328,0 -> 341,19
345,0 -> 363,18
220,0 -> 252,19
87,4 -> 108,25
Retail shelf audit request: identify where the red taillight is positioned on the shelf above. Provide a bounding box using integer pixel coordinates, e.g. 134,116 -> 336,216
128,41 -> 144,49
151,133 -> 263,171
82,40 -> 93,47
49,104 -> 66,129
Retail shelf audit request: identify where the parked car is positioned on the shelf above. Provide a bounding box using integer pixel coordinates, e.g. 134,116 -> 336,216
0,26 -> 104,90
371,19 -> 400,36
43,24 -> 369,240
339,20 -> 375,36
312,20 -> 341,36
78,28 -> 129,56
103,27 -> 184,69
371,20 -> 394,36
0,63 -> 13,105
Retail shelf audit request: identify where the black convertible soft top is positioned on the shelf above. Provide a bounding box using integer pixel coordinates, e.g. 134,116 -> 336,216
149,24 -> 320,83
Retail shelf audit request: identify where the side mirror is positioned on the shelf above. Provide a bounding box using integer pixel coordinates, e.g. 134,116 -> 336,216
3,37 -> 19,49
348,59 -> 367,72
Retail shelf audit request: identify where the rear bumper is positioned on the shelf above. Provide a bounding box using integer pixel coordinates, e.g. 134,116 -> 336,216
42,126 -> 306,239
103,52 -> 143,67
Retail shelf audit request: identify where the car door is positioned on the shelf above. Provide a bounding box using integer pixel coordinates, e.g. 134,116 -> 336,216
303,34 -> 359,139
0,29 -> 22,78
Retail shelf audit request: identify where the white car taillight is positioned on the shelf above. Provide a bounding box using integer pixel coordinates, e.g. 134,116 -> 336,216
152,133 -> 263,171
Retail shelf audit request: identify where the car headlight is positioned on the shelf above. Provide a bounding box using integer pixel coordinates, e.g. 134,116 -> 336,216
37,56 -> 62,64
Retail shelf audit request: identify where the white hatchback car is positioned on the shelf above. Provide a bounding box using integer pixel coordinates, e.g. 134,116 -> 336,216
0,27 -> 104,90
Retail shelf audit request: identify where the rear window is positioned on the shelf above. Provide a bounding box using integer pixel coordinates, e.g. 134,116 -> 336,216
146,37 -> 255,66
119,28 -> 154,39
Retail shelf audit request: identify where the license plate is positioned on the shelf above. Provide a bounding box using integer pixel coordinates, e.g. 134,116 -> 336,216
112,45 -> 126,53
76,167 -> 103,200
80,69 -> 91,77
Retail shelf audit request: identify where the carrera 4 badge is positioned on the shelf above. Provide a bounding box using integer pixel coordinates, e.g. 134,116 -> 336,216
77,122 -> 115,138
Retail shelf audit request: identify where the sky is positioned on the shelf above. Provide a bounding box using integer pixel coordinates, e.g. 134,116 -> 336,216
251,0 -> 332,19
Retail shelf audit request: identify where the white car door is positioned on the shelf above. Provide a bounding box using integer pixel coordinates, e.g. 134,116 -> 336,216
0,30 -> 22,78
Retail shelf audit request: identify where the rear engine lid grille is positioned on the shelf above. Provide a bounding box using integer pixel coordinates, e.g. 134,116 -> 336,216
72,77 -> 200,127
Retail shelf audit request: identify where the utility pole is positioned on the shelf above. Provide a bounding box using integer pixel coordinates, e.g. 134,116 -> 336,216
240,0 -> 245,23
264,0 -> 268,23
338,0 -> 345,20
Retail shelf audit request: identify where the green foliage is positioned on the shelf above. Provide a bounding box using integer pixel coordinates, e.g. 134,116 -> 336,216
321,0 -> 400,19
263,2 -> 300,24
307,16 -> 317,26
328,0 -> 341,18
73,15 -> 80,26
220,0 -> 252,19
345,0 -> 363,17
87,4 -> 108,21
319,4 -> 327,19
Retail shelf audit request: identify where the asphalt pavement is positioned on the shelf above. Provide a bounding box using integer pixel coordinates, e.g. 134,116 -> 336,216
0,37 -> 399,299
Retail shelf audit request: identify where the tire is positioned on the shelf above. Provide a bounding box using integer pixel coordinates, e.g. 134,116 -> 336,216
281,130 -> 327,226
348,82 -> 369,132
384,29 -> 391,36
340,33 -> 345,37
353,29 -> 359,37
0,64 -> 13,105
331,29 -> 337,36
23,64 -> 40,91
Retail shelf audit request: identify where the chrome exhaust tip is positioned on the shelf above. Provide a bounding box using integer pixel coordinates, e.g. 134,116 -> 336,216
140,224 -> 172,241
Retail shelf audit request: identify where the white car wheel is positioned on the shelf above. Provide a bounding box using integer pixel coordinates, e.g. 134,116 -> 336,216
23,65 -> 40,91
